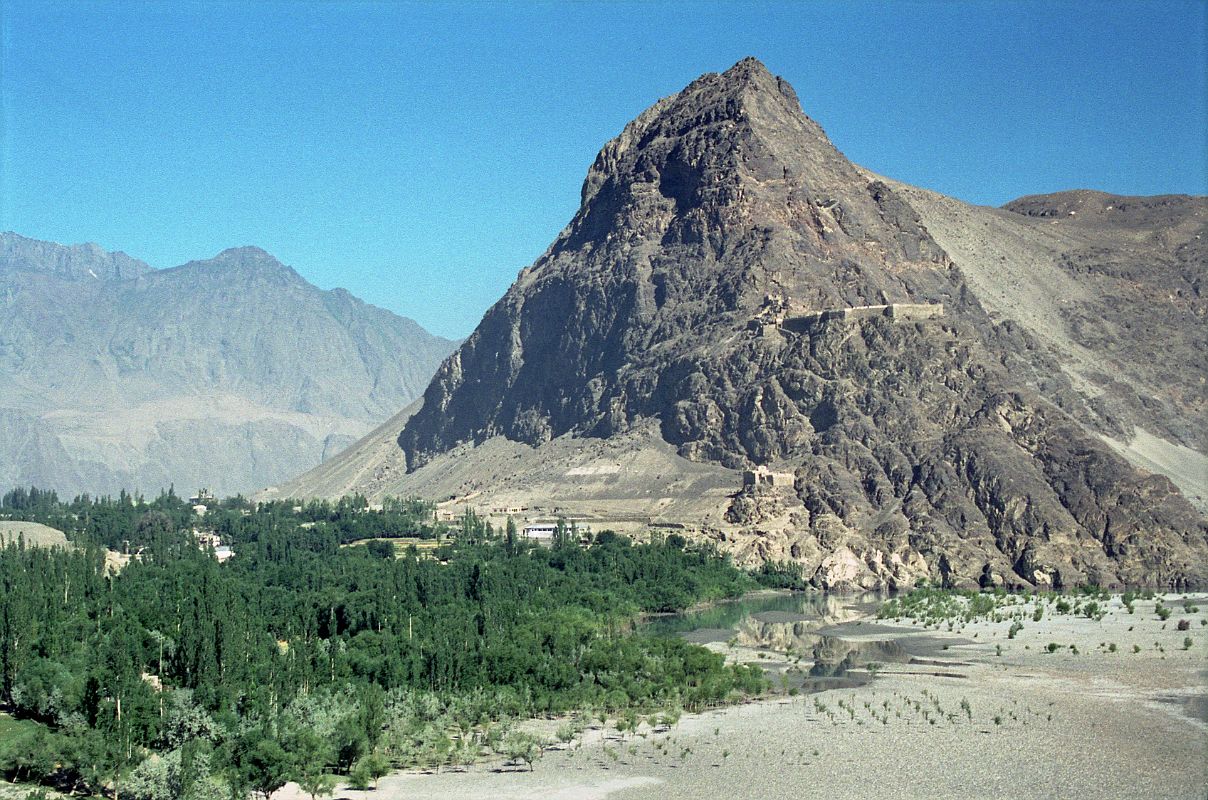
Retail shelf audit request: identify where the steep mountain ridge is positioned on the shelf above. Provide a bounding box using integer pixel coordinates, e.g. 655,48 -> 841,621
1,231 -> 152,281
272,59 -> 1207,590
0,235 -> 456,497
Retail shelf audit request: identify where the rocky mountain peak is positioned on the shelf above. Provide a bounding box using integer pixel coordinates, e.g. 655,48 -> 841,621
553,57 -> 955,317
214,245 -> 275,261
570,58 -> 838,250
682,56 -> 807,126
165,245 -> 306,287
398,60 -> 967,472
210,245 -> 293,272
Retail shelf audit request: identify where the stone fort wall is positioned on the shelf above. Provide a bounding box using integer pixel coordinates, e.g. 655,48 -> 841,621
779,302 -> 943,333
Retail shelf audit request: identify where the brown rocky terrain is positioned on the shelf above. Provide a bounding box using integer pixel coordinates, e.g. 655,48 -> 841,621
268,58 -> 1207,590
884,180 -> 1207,506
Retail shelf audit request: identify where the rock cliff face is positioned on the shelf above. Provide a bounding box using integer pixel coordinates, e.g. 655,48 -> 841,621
0,234 -> 456,497
278,58 -> 1207,590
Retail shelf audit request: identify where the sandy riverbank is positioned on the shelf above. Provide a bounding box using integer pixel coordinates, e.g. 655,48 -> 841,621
277,593 -> 1207,800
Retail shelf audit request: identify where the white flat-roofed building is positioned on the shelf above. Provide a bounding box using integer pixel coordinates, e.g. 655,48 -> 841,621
522,523 -> 557,542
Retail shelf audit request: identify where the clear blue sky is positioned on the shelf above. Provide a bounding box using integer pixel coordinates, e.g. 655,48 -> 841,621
2,1 -> 1204,338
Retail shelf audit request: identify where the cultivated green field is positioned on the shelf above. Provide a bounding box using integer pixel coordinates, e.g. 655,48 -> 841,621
339,536 -> 443,556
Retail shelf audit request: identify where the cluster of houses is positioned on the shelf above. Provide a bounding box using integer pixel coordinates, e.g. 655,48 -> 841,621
191,528 -> 234,562
189,489 -> 233,562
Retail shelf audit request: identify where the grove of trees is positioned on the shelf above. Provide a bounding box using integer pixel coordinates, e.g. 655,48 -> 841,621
0,487 -> 768,798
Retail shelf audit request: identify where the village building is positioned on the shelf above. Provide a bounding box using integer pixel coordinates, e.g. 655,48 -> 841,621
521,521 -> 593,545
193,529 -> 222,549
521,523 -> 557,542
192,529 -> 234,562
189,489 -> 216,506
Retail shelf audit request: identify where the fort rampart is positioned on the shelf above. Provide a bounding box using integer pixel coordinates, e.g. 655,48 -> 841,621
777,302 -> 943,333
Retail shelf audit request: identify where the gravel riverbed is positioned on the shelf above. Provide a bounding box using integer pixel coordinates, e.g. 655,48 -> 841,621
278,593 -> 1207,800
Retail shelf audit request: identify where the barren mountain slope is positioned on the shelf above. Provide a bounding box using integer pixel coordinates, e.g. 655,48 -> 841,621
880,180 -> 1207,508
1,234 -> 456,497
272,59 -> 1206,590
263,400 -> 421,501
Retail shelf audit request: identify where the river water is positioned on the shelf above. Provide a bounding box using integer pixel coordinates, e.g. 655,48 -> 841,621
644,591 -> 961,693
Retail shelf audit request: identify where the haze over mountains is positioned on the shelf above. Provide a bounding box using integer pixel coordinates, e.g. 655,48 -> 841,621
274,58 -> 1207,590
0,233 -> 456,497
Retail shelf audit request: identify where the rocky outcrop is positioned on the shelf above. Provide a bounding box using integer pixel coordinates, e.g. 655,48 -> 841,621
283,58 -> 1208,589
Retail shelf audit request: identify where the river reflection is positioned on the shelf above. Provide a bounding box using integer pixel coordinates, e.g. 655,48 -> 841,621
644,592 -> 912,691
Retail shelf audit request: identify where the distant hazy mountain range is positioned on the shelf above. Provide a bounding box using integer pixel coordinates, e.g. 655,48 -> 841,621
0,232 -> 456,497
272,58 -> 1207,590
